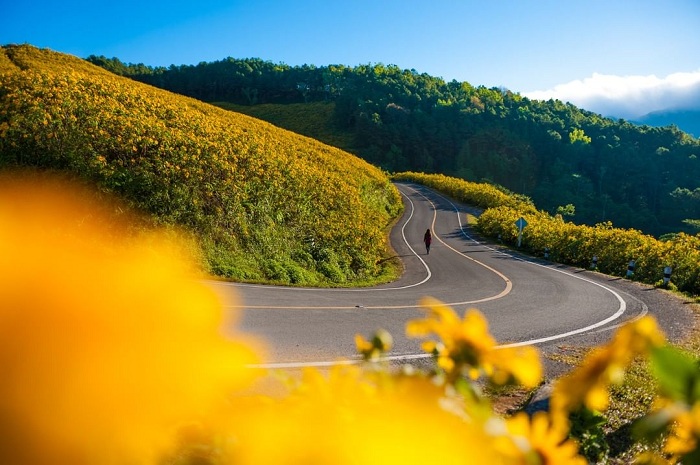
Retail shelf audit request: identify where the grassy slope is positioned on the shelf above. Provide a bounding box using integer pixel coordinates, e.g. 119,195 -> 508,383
0,45 -> 402,286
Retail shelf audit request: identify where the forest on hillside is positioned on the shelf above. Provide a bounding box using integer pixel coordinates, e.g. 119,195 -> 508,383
88,56 -> 700,237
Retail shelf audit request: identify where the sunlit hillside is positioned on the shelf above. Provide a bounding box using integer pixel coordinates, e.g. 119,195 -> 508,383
0,44 -> 402,285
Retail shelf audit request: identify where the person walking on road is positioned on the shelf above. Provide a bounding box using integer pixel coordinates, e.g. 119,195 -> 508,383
423,228 -> 432,255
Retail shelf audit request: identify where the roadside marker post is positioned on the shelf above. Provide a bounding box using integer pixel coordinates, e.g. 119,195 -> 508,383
515,217 -> 528,248
663,266 -> 672,287
544,247 -> 550,260
626,260 -> 635,278
591,255 -> 598,270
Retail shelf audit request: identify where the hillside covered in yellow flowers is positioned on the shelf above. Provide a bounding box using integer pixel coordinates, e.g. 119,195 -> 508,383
0,44 -> 403,285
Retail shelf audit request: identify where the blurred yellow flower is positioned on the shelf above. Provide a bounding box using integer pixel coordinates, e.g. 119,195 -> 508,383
407,297 -> 542,387
501,411 -> 586,465
0,173 -> 262,465
355,328 -> 393,361
489,345 -> 543,388
664,402 -> 700,459
550,316 -> 665,425
219,365 -> 507,465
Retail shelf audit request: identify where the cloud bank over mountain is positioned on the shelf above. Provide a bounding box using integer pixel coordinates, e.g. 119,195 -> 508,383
524,71 -> 700,120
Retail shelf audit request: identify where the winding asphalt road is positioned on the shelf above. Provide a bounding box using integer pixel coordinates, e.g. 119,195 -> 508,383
209,183 -> 692,373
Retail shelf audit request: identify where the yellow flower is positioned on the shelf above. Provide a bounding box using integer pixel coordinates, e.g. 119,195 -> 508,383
221,365 -> 506,465
633,451 -> 672,465
0,173 -> 262,465
501,412 -> 586,465
355,329 -> 393,362
407,297 -> 542,387
664,402 -> 700,459
489,345 -> 543,388
550,316 -> 665,424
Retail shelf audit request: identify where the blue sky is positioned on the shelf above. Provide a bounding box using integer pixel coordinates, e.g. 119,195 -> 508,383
2,0 -> 699,118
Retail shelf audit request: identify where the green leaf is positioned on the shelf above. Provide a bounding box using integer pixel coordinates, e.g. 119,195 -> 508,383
650,346 -> 700,404
632,409 -> 675,442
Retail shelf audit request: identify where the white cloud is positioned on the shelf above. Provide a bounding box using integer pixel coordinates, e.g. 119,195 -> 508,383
524,71 -> 700,119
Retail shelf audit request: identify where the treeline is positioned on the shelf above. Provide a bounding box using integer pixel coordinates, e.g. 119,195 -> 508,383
87,55 -> 700,237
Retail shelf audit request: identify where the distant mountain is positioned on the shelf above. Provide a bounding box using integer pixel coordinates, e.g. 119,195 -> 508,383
634,109 -> 700,138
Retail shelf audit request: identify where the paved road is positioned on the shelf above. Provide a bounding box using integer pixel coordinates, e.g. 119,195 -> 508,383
209,183 -> 682,371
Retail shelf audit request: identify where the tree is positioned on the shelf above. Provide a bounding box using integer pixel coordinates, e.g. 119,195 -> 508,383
556,203 -> 576,220
569,128 -> 591,144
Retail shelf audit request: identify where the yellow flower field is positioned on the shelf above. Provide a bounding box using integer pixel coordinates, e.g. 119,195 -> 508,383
0,44 -> 402,285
